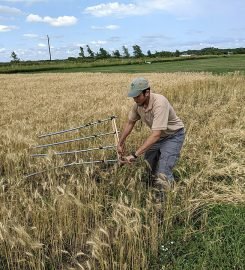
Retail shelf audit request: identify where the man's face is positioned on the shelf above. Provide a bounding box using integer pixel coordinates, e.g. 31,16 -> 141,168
133,91 -> 149,106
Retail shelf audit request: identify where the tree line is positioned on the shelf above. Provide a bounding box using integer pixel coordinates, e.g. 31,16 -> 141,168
10,45 -> 245,62
73,45 -> 245,60
77,45 -> 146,60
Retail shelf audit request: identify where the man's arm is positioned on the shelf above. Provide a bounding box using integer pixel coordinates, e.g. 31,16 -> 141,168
135,130 -> 161,157
117,120 -> 136,155
125,130 -> 161,163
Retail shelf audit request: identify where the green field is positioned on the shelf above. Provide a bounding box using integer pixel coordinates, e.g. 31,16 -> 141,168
1,54 -> 245,74
74,55 -> 245,74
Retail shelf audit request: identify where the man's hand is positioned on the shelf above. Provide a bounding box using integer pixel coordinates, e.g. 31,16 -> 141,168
125,155 -> 137,163
119,154 -> 137,165
117,143 -> 125,157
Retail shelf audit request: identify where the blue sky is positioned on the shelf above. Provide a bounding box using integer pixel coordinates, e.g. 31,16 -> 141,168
0,0 -> 244,62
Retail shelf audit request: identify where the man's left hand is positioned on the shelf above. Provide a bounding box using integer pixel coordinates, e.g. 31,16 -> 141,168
120,155 -> 136,164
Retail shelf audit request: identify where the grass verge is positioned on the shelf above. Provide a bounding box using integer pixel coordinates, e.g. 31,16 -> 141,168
151,204 -> 245,270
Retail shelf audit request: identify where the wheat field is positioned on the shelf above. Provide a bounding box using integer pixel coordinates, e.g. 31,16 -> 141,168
0,72 -> 244,269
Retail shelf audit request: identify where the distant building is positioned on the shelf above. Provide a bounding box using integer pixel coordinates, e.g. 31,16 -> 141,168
180,53 -> 191,57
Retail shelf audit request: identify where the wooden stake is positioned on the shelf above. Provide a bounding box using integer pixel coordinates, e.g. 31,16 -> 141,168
112,118 -> 120,162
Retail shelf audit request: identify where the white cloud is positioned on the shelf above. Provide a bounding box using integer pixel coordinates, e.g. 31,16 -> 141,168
84,2 -> 143,17
38,43 -> 46,47
106,24 -> 119,30
84,0 -> 195,17
91,24 -> 119,30
91,40 -> 107,46
0,24 -> 17,31
26,14 -> 78,27
0,48 -> 6,53
0,5 -> 22,15
23,33 -> 38,38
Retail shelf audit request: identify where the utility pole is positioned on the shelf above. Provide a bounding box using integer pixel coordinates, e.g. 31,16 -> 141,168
47,35 -> 52,61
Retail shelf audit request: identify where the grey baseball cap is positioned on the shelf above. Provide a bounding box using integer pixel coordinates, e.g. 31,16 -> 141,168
128,77 -> 149,97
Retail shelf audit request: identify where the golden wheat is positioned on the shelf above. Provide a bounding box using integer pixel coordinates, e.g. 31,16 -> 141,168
0,72 -> 244,269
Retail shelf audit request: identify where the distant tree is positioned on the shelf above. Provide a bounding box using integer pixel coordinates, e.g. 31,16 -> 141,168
147,50 -> 152,57
96,47 -> 111,59
154,50 -> 173,57
175,50 -> 180,57
10,51 -> 20,62
112,49 -> 121,58
234,47 -> 245,54
79,47 -> 85,58
122,46 -> 130,58
86,45 -> 95,58
67,57 -> 77,61
132,44 -> 144,58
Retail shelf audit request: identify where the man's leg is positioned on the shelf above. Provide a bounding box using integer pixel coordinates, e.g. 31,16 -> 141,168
157,128 -> 185,182
144,142 -> 161,185
144,129 -> 184,202
152,129 -> 185,202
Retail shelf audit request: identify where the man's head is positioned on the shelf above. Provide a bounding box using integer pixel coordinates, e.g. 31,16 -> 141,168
128,77 -> 150,98
128,77 -> 150,106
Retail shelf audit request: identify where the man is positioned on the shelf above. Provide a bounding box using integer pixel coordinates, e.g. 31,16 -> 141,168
117,77 -> 185,197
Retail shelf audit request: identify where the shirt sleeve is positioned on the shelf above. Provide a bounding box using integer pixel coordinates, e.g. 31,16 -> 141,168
151,97 -> 169,131
128,104 -> 141,122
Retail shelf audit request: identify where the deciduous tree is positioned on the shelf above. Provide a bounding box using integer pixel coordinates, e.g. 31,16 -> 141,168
147,50 -> 152,57
96,48 -> 111,59
10,51 -> 20,62
132,45 -> 144,58
112,49 -> 121,58
122,46 -> 130,58
86,45 -> 95,58
79,47 -> 85,58
175,50 -> 180,57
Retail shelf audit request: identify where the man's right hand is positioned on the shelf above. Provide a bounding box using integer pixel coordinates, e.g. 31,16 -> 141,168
117,143 -> 125,156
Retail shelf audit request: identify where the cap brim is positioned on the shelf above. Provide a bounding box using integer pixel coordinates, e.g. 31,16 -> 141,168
127,91 -> 142,98
127,87 -> 149,98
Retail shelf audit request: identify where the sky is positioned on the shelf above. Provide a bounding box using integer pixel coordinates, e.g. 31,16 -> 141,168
0,0 -> 244,62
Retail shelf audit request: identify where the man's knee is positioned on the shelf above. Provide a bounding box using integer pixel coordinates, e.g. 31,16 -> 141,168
158,153 -> 179,181
155,173 -> 173,191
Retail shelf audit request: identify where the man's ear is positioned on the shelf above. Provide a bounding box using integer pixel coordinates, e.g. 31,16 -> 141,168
145,89 -> 150,97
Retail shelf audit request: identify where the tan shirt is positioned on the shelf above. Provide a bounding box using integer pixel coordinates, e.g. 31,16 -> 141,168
128,93 -> 184,137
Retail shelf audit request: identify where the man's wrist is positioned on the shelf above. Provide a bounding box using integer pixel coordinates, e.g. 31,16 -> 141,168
131,152 -> 138,159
